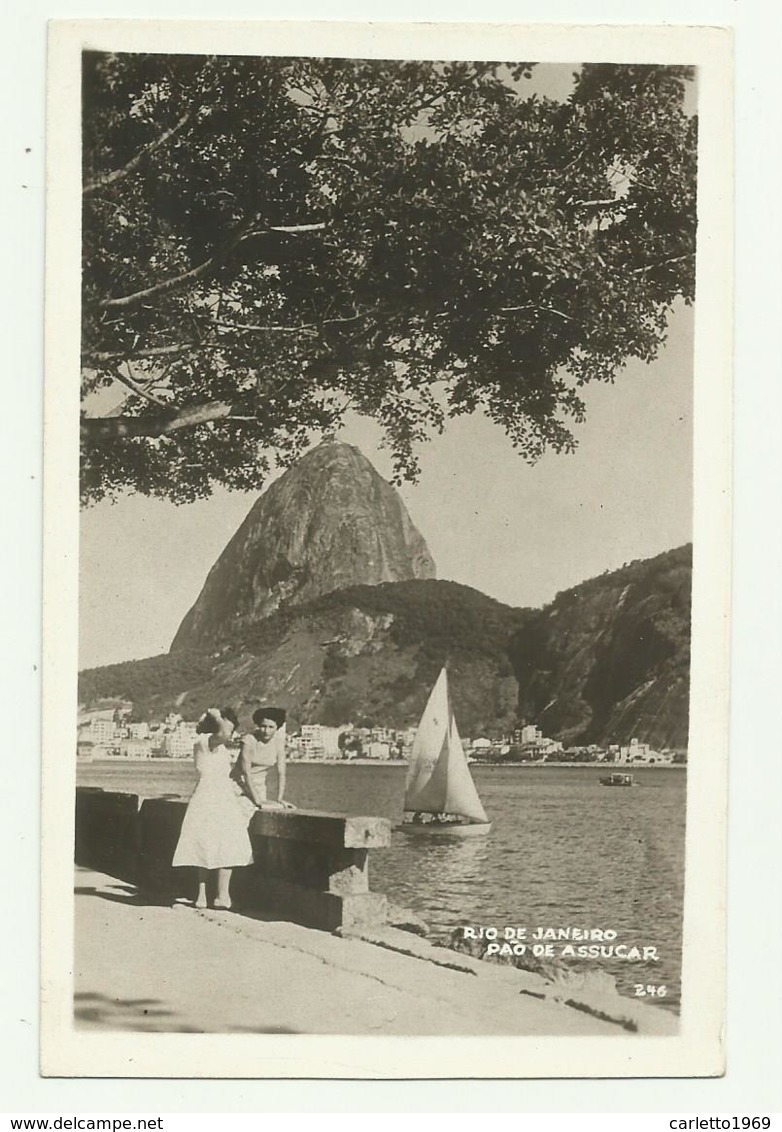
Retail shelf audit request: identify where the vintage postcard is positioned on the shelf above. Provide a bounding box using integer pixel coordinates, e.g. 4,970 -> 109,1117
42,19 -> 732,1078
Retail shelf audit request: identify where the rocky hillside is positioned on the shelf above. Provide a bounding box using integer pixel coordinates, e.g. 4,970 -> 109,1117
80,548 -> 692,748
172,439 -> 435,650
509,545 -> 692,748
81,580 -> 528,736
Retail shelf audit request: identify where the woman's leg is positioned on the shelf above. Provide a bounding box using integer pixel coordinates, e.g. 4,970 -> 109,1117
215,868 -> 232,908
195,868 -> 208,908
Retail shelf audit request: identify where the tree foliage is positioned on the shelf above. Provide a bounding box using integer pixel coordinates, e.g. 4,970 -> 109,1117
81,54 -> 696,503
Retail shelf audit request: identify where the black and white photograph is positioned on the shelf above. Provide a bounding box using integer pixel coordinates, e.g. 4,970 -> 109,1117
41,19 -> 732,1079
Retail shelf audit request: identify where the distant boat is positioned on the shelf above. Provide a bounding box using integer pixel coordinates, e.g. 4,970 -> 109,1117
400,668 -> 491,837
600,772 -> 634,787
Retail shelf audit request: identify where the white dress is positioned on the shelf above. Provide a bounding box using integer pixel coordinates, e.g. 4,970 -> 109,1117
172,736 -> 253,869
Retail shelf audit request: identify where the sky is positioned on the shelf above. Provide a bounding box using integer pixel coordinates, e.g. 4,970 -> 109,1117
80,298 -> 693,669
78,61 -> 696,670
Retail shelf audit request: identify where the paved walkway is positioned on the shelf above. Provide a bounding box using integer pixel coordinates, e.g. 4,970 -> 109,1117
74,867 -> 675,1037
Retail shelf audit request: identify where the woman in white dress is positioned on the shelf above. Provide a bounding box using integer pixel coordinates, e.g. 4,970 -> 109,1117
172,707 -> 253,909
234,707 -> 295,817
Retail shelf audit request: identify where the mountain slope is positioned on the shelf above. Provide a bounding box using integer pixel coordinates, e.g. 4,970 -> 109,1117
172,439 -> 435,651
509,545 -> 692,748
80,549 -> 692,748
82,580 -> 528,736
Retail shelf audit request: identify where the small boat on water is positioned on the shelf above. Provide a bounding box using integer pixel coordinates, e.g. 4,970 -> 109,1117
399,668 -> 491,837
600,772 -> 634,787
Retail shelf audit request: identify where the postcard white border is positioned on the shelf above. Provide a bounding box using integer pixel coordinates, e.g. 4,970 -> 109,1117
42,18 -> 733,1080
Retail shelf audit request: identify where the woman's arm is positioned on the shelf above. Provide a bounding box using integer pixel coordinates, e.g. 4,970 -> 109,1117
275,744 -> 286,802
193,735 -> 207,775
276,744 -> 295,808
239,735 -> 265,808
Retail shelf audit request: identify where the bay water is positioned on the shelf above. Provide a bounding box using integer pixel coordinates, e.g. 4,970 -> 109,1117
76,759 -> 686,1008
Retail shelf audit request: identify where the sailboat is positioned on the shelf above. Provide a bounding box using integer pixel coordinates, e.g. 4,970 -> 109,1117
400,668 -> 492,837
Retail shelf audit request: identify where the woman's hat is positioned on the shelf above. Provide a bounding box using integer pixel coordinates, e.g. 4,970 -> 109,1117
253,706 -> 286,728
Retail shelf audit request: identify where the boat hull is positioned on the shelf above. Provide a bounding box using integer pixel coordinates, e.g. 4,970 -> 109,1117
398,820 -> 492,838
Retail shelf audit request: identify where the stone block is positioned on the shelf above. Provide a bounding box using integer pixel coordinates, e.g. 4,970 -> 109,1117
248,837 -> 369,894
247,877 -> 388,932
250,808 -> 391,849
74,791 -> 391,924
74,788 -> 140,884
138,797 -> 192,897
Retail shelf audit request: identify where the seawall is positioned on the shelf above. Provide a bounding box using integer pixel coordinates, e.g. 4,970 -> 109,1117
73,788 -> 677,1038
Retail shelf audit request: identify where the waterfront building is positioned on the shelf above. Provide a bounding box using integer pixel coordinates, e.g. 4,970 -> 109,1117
298,724 -> 342,758
118,739 -> 153,759
76,738 -> 95,761
298,725 -> 324,759
618,737 -> 662,764
368,727 -> 394,744
517,724 -> 543,745
163,721 -> 199,759
366,741 -> 391,760
89,717 -> 118,745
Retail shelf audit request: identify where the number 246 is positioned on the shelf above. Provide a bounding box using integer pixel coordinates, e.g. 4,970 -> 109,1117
634,984 -> 667,997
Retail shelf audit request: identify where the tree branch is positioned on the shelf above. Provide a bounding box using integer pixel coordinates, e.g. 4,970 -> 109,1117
571,198 -> 625,209
267,222 -> 328,234
98,222 -> 327,311
215,305 -> 378,336
98,229 -> 251,311
81,400 -> 238,442
410,64 -> 495,117
113,368 -> 172,409
631,253 -> 694,273
215,320 -> 319,337
83,343 -> 197,363
83,106 -> 197,197
500,303 -> 573,322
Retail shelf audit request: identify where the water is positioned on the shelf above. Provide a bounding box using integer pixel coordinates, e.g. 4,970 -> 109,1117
77,760 -> 686,1009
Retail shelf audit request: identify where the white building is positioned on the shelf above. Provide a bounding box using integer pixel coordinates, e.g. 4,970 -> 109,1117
76,738 -> 95,761
118,739 -> 153,760
163,722 -> 199,759
89,717 -> 118,744
618,737 -> 661,764
542,738 -> 564,754
298,724 -> 342,758
366,741 -> 391,761
368,727 -> 394,744
519,724 -> 543,745
472,737 -> 492,755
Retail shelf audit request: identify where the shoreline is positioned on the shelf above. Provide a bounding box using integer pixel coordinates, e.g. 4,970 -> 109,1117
79,755 -> 686,770
473,761 -> 687,770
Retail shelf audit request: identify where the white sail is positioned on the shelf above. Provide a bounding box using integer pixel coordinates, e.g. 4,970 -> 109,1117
404,669 -> 489,824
